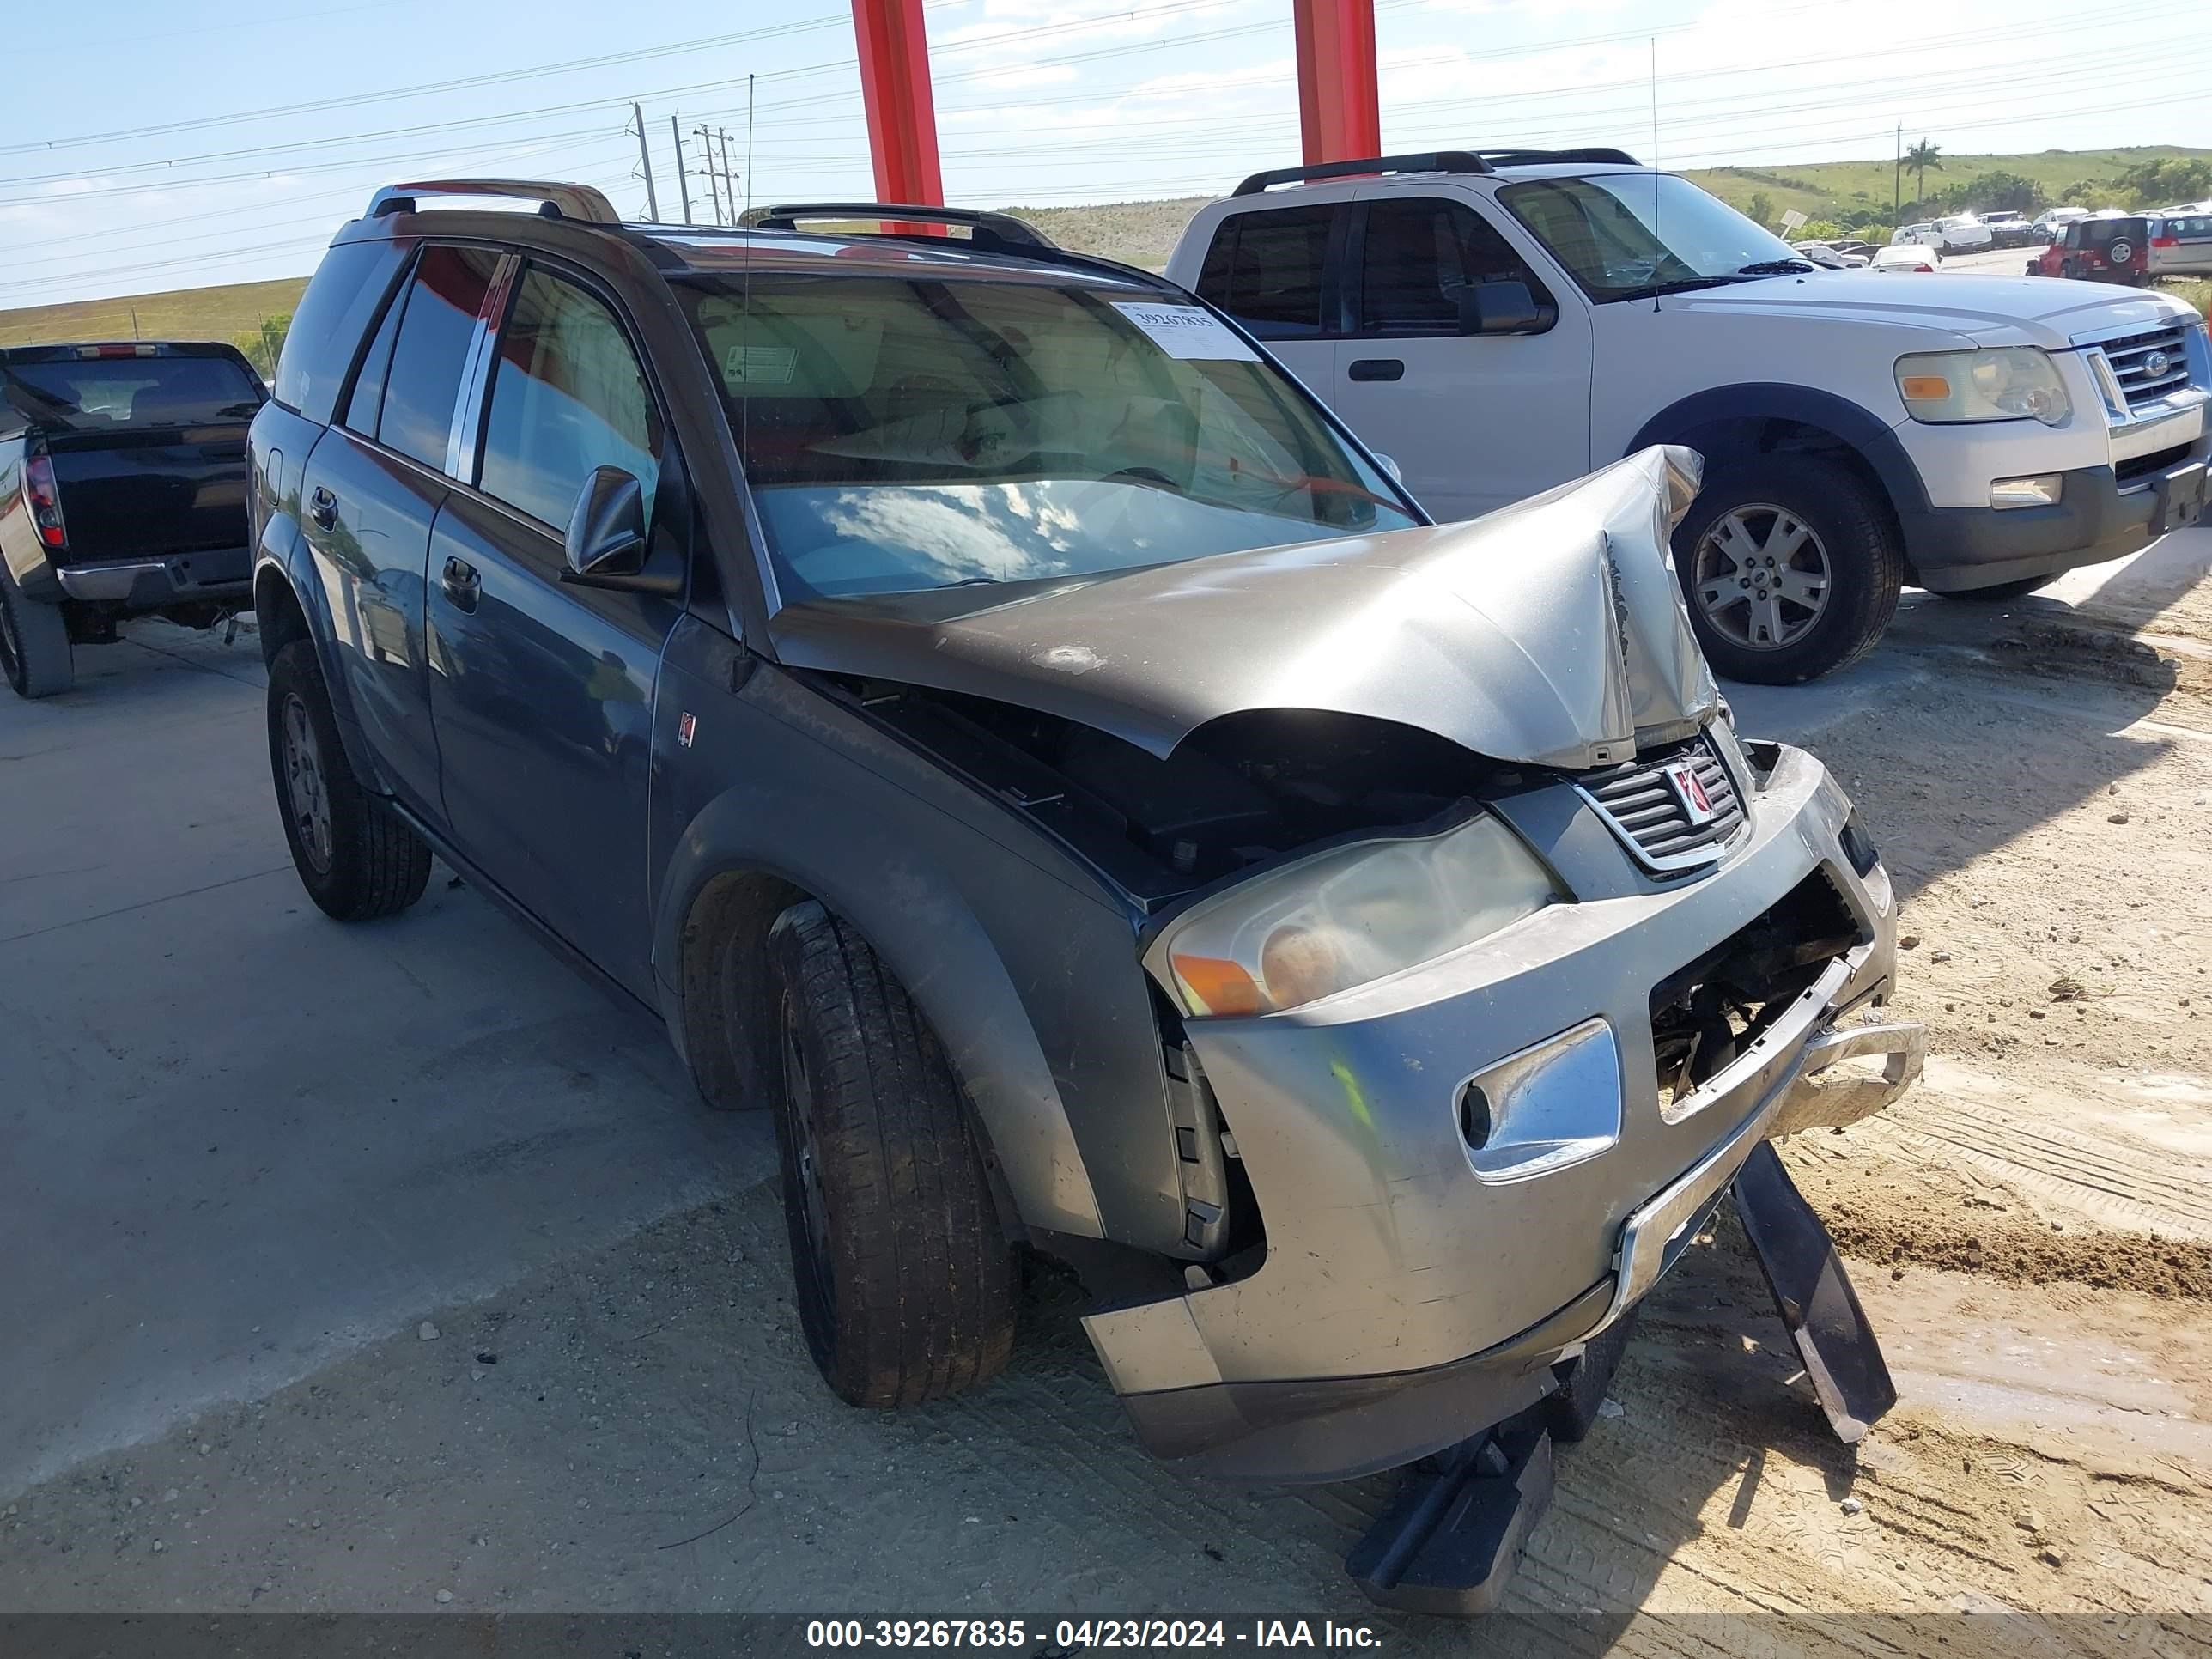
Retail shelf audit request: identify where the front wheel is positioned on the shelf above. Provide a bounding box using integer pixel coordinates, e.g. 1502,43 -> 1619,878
768,902 -> 1018,1408
0,566 -> 74,699
1674,457 -> 1905,684
266,640 -> 431,921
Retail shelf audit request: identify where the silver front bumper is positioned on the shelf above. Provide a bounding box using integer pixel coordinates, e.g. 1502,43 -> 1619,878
1598,956 -> 1923,1334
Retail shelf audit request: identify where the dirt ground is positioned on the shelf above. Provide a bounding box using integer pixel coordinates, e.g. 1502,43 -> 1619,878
6,545 -> 2212,1650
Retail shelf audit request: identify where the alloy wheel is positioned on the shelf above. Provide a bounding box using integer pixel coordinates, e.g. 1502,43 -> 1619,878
280,692 -> 335,873
1691,501 -> 1833,652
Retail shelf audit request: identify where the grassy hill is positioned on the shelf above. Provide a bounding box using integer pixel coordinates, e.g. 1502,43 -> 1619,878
4,146 -> 2205,349
0,276 -> 308,353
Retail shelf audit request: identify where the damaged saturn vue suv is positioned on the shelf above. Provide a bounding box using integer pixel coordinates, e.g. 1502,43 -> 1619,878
249,182 -> 1923,1612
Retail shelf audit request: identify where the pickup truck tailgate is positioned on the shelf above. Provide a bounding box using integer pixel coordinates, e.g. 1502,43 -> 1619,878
46,424 -> 252,562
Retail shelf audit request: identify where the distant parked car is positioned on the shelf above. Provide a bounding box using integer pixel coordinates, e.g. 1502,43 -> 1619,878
1869,243 -> 1938,272
1930,215 -> 1995,253
1792,240 -> 1868,269
1828,239 -> 1879,261
2033,207 -> 2091,239
1893,222 -> 1937,247
1977,211 -> 2038,249
2030,216 -> 2153,285
2148,211 -> 2212,280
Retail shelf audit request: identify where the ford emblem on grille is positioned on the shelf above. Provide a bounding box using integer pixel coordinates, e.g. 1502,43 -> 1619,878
2143,349 -> 2172,378
1664,760 -> 1717,824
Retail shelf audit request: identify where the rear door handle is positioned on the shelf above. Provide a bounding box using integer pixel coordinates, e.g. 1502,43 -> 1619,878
308,485 -> 337,530
1347,358 -> 1405,382
441,556 -> 482,613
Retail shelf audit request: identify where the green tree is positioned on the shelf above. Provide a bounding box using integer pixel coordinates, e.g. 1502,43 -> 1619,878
1796,219 -> 1845,240
2103,156 -> 2212,208
241,313 -> 290,379
1745,191 -> 1776,228
1905,138 -> 1944,206
1946,171 -> 2045,215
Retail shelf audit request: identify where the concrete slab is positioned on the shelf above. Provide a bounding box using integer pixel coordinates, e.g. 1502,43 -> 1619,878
0,626 -> 774,1498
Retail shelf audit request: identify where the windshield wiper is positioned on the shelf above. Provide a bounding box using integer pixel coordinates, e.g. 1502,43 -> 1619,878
1611,275 -> 1738,301
1736,258 -> 1817,276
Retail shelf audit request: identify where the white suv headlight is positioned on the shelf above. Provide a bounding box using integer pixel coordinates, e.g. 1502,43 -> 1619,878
1146,814 -> 1563,1017
1895,347 -> 2069,426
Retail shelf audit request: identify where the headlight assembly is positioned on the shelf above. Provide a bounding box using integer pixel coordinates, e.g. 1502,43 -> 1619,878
1895,347 -> 2069,426
1146,814 -> 1564,1017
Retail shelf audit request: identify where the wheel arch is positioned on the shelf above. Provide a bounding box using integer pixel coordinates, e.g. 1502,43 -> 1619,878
1626,383 -> 1925,551
653,806 -> 1109,1247
250,527 -> 392,790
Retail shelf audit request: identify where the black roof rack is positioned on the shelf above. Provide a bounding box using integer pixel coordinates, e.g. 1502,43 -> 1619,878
1468,147 -> 1641,168
740,203 -> 1056,251
1233,151 -> 1492,196
367,179 -> 621,223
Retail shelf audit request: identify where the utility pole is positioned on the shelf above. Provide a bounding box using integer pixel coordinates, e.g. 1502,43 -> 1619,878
695,124 -> 724,224
631,103 -> 659,222
1893,125 -> 1902,223
671,115 -> 693,225
718,128 -> 739,222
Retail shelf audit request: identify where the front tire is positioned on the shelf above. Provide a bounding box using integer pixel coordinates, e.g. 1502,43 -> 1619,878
1674,456 -> 1904,684
266,640 -> 431,921
768,902 -> 1018,1408
0,566 -> 74,698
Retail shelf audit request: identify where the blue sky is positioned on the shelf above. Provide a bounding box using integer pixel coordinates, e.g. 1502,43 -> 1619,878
3,0 -> 2206,310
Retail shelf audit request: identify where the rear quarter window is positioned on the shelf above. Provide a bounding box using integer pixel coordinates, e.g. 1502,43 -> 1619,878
274,238 -> 410,424
1194,204 -> 1337,338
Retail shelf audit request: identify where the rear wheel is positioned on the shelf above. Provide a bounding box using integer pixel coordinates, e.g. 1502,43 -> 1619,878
0,565 -> 74,699
266,640 -> 431,921
1674,456 -> 1904,684
768,902 -> 1018,1407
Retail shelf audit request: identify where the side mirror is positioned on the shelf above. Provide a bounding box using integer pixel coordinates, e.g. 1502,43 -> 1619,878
562,465 -> 647,583
1454,280 -> 1544,336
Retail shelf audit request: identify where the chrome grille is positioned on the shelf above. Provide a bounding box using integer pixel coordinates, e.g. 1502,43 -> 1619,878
1579,736 -> 1746,869
2101,322 -> 2193,410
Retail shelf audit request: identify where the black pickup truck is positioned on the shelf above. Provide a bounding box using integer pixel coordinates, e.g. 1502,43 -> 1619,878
1,341 -> 266,697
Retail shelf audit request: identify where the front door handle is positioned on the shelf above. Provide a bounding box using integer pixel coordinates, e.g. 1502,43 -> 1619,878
441,556 -> 482,613
308,485 -> 337,530
1347,358 -> 1406,382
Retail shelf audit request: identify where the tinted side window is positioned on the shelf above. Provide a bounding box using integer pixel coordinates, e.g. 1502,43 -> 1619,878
378,246 -> 501,470
477,269 -> 661,530
1358,198 -> 1553,333
342,276 -> 406,437
273,239 -> 409,423
1194,204 -> 1334,338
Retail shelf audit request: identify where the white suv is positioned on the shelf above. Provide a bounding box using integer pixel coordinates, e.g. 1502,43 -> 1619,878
1164,149 -> 2211,681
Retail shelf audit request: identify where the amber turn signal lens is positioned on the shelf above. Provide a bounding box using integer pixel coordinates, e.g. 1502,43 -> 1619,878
1170,954 -> 1262,1017
1898,375 -> 1951,401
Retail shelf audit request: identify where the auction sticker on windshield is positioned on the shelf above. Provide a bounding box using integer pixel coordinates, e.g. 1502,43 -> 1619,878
1111,301 -> 1259,362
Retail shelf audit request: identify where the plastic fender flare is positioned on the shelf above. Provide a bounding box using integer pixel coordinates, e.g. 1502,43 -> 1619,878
653,782 -> 1109,1243
1625,382 -> 1929,521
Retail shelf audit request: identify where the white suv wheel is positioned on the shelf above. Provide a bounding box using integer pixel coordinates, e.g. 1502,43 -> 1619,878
1690,502 -> 1833,651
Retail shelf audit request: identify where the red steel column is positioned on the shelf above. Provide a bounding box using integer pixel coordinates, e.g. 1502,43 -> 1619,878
852,0 -> 945,206
1292,0 -> 1382,165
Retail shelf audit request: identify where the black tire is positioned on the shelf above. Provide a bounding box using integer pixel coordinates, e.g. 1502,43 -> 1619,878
1673,455 -> 1904,685
768,902 -> 1018,1408
266,640 -> 431,921
0,565 -> 74,699
1932,574 -> 2053,603
1545,1304 -> 1641,1443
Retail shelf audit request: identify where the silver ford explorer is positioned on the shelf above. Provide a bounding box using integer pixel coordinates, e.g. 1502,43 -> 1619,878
251,185 -> 1924,1618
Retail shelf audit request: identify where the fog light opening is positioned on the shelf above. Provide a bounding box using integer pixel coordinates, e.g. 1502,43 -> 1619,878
1990,473 -> 2062,510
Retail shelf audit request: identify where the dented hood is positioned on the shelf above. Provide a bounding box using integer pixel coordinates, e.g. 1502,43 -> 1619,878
768,446 -> 1718,771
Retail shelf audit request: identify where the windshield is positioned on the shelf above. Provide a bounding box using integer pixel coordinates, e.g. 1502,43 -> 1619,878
676,272 -> 1416,601
0,354 -> 261,432
1499,174 -> 1808,302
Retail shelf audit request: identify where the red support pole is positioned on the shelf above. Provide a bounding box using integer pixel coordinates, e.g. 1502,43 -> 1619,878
851,0 -> 945,207
1291,0 -> 1381,165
